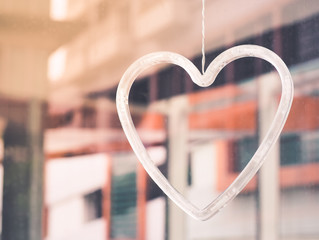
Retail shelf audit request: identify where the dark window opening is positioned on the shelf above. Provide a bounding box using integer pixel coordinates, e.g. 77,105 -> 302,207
232,136 -> 258,172
84,189 -> 103,222
111,172 -> 137,238
280,134 -> 301,166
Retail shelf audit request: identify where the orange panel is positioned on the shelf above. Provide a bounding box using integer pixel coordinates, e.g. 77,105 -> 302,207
280,163 -> 319,187
190,90 -> 319,132
104,155 -> 112,240
189,101 -> 257,130
189,84 -> 241,105
138,112 -> 165,130
284,96 -> 319,131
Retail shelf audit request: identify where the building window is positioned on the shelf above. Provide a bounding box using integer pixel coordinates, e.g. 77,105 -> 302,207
301,131 -> 319,164
232,136 -> 258,172
84,189 -> 103,222
280,134 -> 301,166
111,172 -> 137,238
231,131 -> 319,172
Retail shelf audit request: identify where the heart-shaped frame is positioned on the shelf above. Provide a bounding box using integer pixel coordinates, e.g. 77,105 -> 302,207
116,45 -> 293,221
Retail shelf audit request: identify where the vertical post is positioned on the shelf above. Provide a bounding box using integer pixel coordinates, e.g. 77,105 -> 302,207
103,156 -> 112,240
95,98 -> 113,240
28,99 -> 45,240
167,96 -> 188,240
0,38 -> 49,240
2,110 -> 30,240
257,74 -> 280,240
2,99 -> 46,240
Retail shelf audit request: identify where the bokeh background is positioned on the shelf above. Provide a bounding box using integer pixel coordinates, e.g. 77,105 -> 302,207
0,0 -> 319,239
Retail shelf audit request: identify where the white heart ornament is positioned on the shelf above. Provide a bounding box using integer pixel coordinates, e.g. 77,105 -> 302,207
116,45 -> 293,221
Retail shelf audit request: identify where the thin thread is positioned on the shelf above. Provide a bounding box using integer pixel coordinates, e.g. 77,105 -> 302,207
201,0 -> 206,74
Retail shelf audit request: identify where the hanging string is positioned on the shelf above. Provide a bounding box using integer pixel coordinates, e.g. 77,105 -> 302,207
201,0 -> 206,74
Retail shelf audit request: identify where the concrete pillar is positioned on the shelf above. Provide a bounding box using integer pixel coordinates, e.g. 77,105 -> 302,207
2,99 -> 46,240
257,73 -> 281,240
167,96 -> 188,240
0,34 -> 49,240
28,99 -> 46,240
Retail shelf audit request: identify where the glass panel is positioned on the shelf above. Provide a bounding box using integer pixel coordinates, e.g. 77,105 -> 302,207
110,156 -> 137,239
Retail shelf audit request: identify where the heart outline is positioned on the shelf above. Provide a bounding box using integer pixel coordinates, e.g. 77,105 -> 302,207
116,45 -> 293,221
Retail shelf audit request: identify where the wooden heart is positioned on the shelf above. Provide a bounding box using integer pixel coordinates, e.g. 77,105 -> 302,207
116,45 -> 293,221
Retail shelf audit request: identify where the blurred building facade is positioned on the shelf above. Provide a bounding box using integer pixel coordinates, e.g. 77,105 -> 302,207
0,0 -> 319,240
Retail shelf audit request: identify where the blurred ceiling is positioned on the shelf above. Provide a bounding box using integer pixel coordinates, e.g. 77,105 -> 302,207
1,0 -> 319,107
